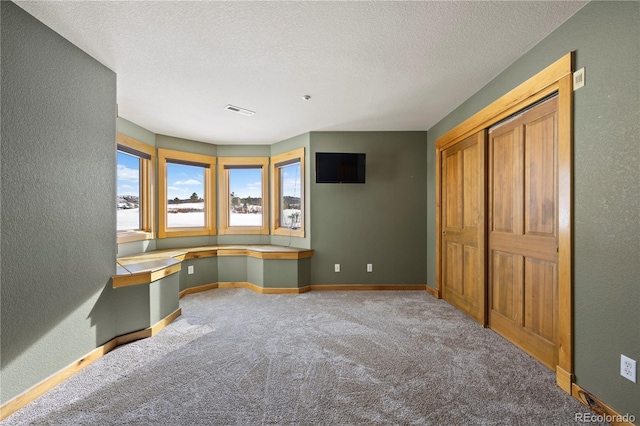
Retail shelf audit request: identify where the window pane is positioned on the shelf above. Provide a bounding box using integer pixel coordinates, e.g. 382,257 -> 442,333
117,151 -> 141,230
229,168 -> 262,227
280,163 -> 301,229
167,163 -> 205,228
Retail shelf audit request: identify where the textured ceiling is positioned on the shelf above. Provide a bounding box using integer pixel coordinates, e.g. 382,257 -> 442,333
16,1 -> 587,145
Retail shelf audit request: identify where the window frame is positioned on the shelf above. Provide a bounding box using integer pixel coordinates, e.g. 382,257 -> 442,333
158,148 -> 216,238
116,133 -> 155,244
271,148 -> 305,238
218,156 -> 269,235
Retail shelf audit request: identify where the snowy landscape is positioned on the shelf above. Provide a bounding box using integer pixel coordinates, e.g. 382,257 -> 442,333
117,202 -> 301,230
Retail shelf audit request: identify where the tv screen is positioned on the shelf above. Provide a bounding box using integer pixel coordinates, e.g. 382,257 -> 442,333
316,152 -> 366,184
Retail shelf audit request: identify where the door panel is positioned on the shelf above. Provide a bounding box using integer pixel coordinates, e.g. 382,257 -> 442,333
489,95 -> 559,370
444,241 -> 463,294
445,153 -> 462,229
523,258 -> 557,342
525,113 -> 557,237
463,145 -> 480,230
463,246 -> 480,301
441,131 -> 486,324
490,250 -> 521,322
490,129 -> 521,234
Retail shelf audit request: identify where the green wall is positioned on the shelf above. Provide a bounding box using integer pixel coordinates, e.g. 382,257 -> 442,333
118,117 -> 156,146
1,1 -> 117,403
310,132 -> 428,285
426,1 -> 639,417
180,258 -> 218,292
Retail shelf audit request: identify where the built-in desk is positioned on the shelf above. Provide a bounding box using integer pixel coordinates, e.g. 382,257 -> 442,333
113,244 -> 314,290
111,245 -> 314,338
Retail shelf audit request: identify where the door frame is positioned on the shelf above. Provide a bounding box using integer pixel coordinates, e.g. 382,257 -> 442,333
435,53 -> 573,393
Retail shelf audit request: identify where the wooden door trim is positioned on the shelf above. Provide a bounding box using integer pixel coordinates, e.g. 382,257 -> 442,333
556,72 -> 573,392
435,52 -> 573,393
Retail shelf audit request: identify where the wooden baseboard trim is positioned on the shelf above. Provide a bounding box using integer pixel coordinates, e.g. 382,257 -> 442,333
181,282 -> 310,295
182,283 -> 430,296
425,285 -> 441,299
180,283 -> 430,297
571,383 -> 637,426
0,309 -> 182,421
115,328 -> 152,346
150,308 -> 182,335
217,281 -> 260,292
217,282 -> 306,294
260,286 -> 308,294
179,283 -> 219,299
309,284 -> 427,292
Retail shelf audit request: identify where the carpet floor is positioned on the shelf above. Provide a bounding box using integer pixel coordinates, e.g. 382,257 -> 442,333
2,289 -> 604,425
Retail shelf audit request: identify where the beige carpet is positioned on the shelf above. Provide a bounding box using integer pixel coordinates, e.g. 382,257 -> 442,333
2,289 -> 604,425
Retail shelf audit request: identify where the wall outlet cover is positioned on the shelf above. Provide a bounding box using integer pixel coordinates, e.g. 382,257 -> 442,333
621,354 -> 636,383
334,264 -> 340,273
188,265 -> 194,275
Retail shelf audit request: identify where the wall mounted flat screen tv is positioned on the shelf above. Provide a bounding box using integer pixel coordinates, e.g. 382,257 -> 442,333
315,152 -> 366,184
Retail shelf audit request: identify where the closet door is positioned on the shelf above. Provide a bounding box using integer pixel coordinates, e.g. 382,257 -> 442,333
488,95 -> 559,369
441,131 -> 486,324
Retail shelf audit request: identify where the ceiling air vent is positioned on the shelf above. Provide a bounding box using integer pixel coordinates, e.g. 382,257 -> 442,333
224,104 -> 255,116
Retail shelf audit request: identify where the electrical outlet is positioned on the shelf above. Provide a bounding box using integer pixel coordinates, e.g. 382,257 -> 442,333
334,264 -> 340,273
367,264 -> 373,272
188,265 -> 194,275
620,354 -> 636,383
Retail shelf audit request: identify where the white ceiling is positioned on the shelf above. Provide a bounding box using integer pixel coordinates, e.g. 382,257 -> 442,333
16,1 -> 587,145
